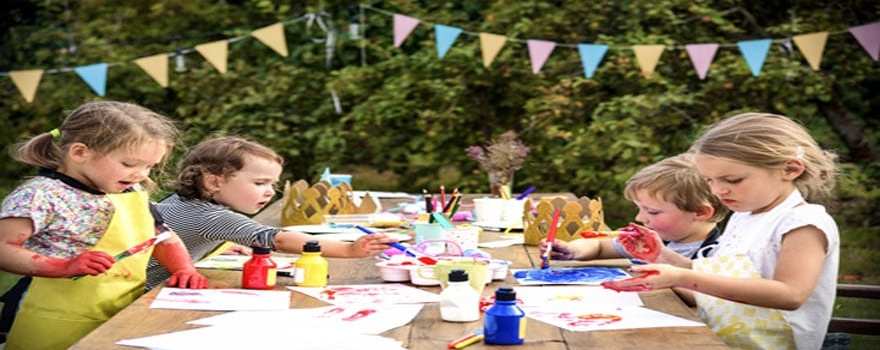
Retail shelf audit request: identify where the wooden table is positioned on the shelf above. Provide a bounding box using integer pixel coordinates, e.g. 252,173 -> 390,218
72,195 -> 728,349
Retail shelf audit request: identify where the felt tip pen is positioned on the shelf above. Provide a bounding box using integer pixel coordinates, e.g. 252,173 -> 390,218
515,185 -> 536,200
454,334 -> 484,349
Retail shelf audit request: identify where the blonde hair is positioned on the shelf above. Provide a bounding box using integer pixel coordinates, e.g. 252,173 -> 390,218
14,101 -> 179,188
174,136 -> 284,200
690,113 -> 838,202
624,153 -> 728,222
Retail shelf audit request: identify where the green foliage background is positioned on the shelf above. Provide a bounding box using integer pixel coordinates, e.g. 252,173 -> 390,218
2,0 -> 879,319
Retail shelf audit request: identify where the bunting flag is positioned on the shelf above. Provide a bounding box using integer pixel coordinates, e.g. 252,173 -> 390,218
480,33 -> 507,68
195,40 -> 229,74
74,63 -> 108,96
251,23 -> 289,57
9,69 -> 44,103
133,53 -> 169,87
685,43 -> 719,80
527,40 -> 557,74
577,44 -> 608,78
848,21 -> 880,61
737,39 -> 772,76
393,14 -> 420,47
632,45 -> 665,78
434,24 -> 463,59
793,32 -> 829,71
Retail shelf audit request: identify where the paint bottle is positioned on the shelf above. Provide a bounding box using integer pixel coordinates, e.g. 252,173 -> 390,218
440,269 -> 480,322
484,286 -> 526,345
242,246 -> 277,290
294,240 -> 328,287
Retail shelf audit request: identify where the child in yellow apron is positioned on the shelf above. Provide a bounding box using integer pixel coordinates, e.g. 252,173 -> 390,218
0,101 -> 207,349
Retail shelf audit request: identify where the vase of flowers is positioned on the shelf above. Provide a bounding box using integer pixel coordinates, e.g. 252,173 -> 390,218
466,131 -> 530,198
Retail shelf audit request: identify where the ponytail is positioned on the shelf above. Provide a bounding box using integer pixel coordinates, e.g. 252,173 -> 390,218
13,132 -> 63,169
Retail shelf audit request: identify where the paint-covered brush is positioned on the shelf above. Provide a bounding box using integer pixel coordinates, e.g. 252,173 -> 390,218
579,230 -> 628,239
355,225 -> 437,265
73,231 -> 173,280
540,209 -> 561,269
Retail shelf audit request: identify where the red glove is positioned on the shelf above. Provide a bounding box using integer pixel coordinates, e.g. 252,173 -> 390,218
167,269 -> 208,289
616,223 -> 662,262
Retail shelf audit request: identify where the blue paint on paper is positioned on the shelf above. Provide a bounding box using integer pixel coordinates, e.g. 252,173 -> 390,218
513,267 -> 627,285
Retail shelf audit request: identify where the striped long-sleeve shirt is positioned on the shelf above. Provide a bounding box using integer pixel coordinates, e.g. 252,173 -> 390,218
145,193 -> 279,290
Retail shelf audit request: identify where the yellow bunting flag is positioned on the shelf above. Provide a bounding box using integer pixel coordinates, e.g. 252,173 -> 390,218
133,53 -> 169,87
9,69 -> 44,103
632,45 -> 665,78
793,32 -> 829,71
195,40 -> 229,74
480,33 -> 508,68
251,23 -> 288,57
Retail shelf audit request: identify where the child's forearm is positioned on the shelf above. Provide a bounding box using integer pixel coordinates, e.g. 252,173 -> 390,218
679,269 -> 809,310
152,235 -> 195,272
568,239 -> 622,260
657,248 -> 692,268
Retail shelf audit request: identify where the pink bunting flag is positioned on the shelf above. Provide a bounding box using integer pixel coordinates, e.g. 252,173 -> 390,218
685,44 -> 719,80
393,14 -> 420,48
527,40 -> 557,74
849,22 -> 880,61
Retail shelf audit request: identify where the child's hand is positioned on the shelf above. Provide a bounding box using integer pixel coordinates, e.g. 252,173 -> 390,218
617,223 -> 663,262
539,239 -> 575,260
63,251 -> 115,277
348,233 -> 392,258
167,268 -> 208,289
222,244 -> 252,255
601,264 -> 683,292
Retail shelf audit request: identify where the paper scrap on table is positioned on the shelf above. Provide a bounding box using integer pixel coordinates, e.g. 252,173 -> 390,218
524,305 -> 704,332
117,323 -> 406,350
195,255 -> 297,275
190,304 -> 423,335
150,288 -> 290,311
512,266 -> 629,285
513,286 -> 643,309
478,235 -> 524,248
290,283 -> 440,305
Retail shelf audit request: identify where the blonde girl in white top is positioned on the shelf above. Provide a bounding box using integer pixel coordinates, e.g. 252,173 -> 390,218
611,113 -> 839,350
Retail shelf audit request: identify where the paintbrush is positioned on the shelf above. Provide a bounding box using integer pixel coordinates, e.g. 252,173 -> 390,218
355,225 -> 438,265
540,209 -> 561,269
73,231 -> 174,280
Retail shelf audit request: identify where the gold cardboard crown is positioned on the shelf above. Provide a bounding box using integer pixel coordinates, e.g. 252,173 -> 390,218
523,196 -> 610,245
280,180 -> 378,226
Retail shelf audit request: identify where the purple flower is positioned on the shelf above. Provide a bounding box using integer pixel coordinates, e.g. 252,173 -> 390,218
466,131 -> 530,179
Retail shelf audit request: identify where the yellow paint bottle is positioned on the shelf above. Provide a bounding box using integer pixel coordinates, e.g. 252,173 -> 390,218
294,240 -> 328,287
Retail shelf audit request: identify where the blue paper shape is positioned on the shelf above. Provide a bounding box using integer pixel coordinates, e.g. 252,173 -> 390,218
737,39 -> 772,76
513,267 -> 627,285
434,24 -> 463,59
577,44 -> 608,78
74,63 -> 109,96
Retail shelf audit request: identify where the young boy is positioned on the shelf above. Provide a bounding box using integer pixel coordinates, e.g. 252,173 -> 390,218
543,153 -> 728,266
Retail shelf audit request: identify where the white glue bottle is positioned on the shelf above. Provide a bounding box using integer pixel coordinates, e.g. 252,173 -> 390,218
440,269 -> 481,322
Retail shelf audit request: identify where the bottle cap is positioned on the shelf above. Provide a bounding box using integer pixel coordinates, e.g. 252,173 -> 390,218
494,286 -> 516,301
448,269 -> 469,282
252,246 -> 271,255
303,240 -> 321,252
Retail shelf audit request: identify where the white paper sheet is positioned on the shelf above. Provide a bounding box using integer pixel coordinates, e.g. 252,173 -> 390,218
289,284 -> 440,305
514,286 -> 643,309
189,304 -> 423,335
150,288 -> 290,311
117,323 -> 406,350
478,235 -> 524,248
524,305 -> 704,332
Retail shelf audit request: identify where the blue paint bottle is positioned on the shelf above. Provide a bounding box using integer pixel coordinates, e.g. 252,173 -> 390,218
483,287 -> 526,345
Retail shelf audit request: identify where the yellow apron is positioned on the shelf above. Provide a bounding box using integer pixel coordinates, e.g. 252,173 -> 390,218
693,254 -> 795,350
6,191 -> 155,350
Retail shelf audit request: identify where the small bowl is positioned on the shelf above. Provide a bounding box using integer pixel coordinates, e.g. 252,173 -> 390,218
409,265 -> 442,286
375,261 -> 414,282
489,259 -> 511,280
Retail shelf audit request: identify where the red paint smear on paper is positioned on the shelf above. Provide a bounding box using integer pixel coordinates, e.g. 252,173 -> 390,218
601,270 -> 660,292
567,313 -> 623,327
342,309 -> 376,321
617,224 -> 661,262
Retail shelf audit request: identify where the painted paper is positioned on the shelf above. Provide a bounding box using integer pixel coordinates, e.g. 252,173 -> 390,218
289,283 -> 440,305
512,266 -> 628,285
150,287 -> 290,311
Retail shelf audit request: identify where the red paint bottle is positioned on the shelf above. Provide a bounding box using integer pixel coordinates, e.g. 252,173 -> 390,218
242,246 -> 277,290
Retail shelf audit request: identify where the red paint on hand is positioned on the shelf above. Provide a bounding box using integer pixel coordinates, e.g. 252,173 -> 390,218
616,224 -> 661,262
601,270 -> 659,292
34,251 -> 115,277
